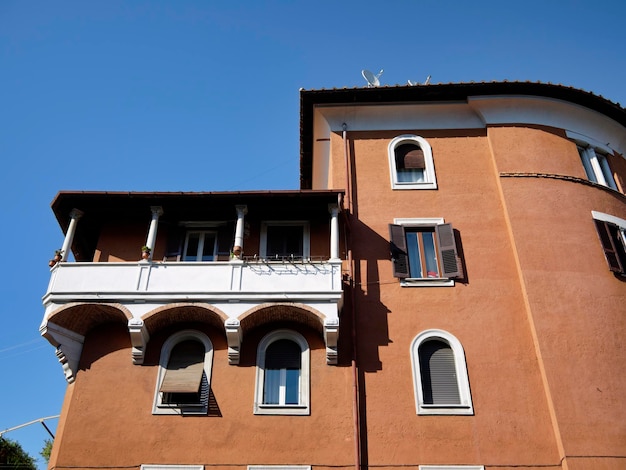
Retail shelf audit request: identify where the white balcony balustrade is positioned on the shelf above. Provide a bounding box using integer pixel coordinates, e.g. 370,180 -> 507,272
43,259 -> 343,305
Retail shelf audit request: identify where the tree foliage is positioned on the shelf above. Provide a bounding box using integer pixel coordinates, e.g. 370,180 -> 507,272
0,437 -> 36,470
40,440 -> 53,464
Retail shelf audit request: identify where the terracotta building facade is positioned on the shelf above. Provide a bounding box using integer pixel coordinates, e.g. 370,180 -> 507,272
42,82 -> 626,470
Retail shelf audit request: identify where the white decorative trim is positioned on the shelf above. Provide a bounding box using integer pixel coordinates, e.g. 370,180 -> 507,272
128,319 -> 150,365
411,329 -> 473,415
591,211 -> 626,228
324,318 -> 339,365
419,466 -> 484,470
254,329 -> 310,415
249,466 -> 311,470
39,322 -> 85,384
225,318 -> 242,365
388,135 -> 437,190
141,466 -> 204,470
394,217 -> 445,225
152,330 -> 214,415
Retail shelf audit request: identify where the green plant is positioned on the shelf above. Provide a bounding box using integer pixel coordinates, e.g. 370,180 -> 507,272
141,246 -> 151,253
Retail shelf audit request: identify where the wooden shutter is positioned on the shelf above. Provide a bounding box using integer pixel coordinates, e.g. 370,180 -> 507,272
160,341 -> 205,393
419,340 -> 461,405
265,339 -> 301,369
436,223 -> 461,278
389,224 -> 409,278
594,219 -> 624,273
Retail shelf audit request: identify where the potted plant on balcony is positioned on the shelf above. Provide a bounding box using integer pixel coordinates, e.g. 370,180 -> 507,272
141,246 -> 151,260
49,249 -> 64,267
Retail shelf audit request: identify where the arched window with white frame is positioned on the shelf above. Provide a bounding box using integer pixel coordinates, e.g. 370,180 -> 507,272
411,329 -> 473,415
152,330 -> 214,415
388,135 -> 437,190
254,329 -> 310,415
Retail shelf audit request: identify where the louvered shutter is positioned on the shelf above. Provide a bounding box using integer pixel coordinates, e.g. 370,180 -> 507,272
160,341 -> 205,394
594,219 -> 624,273
419,340 -> 461,405
265,339 -> 301,369
389,224 -> 409,278
436,223 -> 461,278
216,222 -> 235,260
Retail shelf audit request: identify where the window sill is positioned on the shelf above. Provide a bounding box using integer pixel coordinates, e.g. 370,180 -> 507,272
418,404 -> 473,415
392,182 -> 438,190
254,404 -> 309,416
401,278 -> 454,287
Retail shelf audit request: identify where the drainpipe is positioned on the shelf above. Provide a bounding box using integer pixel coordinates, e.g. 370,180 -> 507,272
60,209 -> 84,262
343,123 -> 361,470
343,123 -> 352,212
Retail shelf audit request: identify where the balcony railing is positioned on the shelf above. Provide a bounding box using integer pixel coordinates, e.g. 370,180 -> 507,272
43,259 -> 343,304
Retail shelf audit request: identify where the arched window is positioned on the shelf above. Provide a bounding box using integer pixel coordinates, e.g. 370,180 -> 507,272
411,330 -> 473,415
254,330 -> 310,415
152,330 -> 213,415
388,135 -> 437,190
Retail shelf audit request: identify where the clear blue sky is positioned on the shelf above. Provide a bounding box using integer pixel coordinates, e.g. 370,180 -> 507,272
1,1 -> 624,467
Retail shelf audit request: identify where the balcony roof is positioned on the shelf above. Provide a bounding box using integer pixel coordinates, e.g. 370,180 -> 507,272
51,190 -> 344,260
299,81 -> 626,189
52,189 -> 343,222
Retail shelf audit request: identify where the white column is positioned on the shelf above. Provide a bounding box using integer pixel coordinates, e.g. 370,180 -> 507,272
144,206 -> 163,260
60,209 -> 84,262
329,204 -> 340,260
232,205 -> 247,259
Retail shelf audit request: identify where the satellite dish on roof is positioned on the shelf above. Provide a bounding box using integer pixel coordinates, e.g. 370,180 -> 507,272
362,69 -> 383,87
408,75 -> 431,86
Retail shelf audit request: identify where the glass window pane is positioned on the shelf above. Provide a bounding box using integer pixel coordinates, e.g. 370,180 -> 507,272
201,233 -> 216,261
267,225 -> 304,257
263,369 -> 280,404
284,368 -> 300,405
183,233 -> 200,261
406,231 -> 422,278
422,232 -> 439,278
397,168 -> 425,183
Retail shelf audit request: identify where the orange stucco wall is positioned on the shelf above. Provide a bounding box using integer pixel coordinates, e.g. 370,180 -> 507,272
325,124 -> 626,468
50,322 -> 355,469
48,107 -> 626,470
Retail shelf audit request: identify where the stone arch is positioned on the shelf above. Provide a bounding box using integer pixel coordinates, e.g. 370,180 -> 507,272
40,303 -> 132,384
231,302 -> 338,365
238,302 -> 326,336
141,303 -> 228,336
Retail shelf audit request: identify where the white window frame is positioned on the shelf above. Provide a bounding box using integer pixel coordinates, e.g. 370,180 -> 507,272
260,221 -> 310,260
419,466 -> 484,470
182,230 -> 218,261
249,467 -> 311,470
411,329 -> 473,415
388,135 -> 437,190
393,218 -> 454,287
152,330 -> 214,415
592,210 -> 626,275
254,329 -> 310,415
567,131 -> 618,190
142,466 -> 204,470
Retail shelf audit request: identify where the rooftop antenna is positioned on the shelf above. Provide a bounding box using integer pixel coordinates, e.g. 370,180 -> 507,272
362,69 -> 383,87
408,75 -> 432,86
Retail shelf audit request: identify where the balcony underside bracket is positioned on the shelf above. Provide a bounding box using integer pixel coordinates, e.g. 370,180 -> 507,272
128,319 -> 150,365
